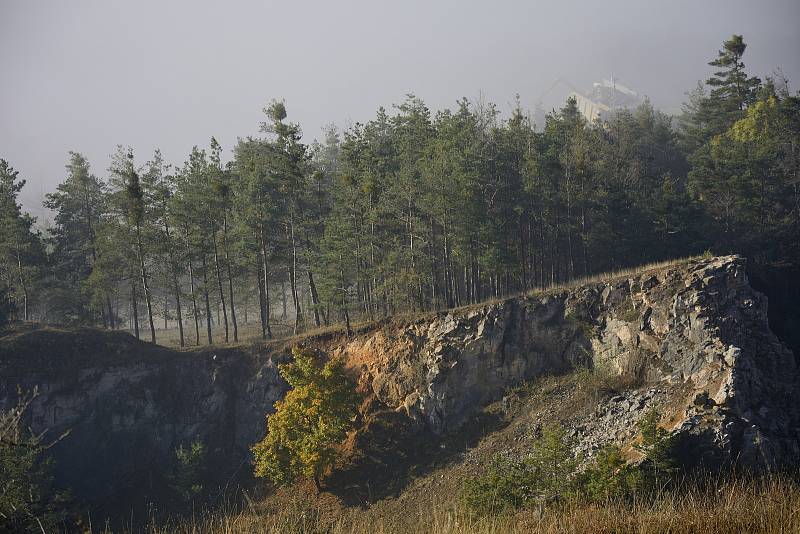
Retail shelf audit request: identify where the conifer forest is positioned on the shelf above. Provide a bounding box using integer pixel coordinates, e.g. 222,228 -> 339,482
1,35 -> 798,346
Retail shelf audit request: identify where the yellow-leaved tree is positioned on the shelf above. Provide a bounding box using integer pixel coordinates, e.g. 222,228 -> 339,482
252,346 -> 359,491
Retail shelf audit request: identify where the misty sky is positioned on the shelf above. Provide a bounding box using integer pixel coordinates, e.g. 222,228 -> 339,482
2,0 -> 799,222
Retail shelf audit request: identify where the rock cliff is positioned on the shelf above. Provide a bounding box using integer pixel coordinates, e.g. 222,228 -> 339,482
0,328 -> 287,504
334,255 -> 799,468
0,255 -> 797,508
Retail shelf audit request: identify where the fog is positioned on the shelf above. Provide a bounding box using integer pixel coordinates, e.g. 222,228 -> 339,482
2,0 -> 798,221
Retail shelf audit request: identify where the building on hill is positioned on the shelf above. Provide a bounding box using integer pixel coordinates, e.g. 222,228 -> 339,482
569,77 -> 642,122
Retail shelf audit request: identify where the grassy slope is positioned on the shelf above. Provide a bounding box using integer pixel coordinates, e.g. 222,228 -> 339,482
142,370 -> 800,533
16,254 -> 793,532
128,253 -> 800,532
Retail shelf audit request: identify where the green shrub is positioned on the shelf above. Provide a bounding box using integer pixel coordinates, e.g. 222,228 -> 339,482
579,445 -> 642,502
635,409 -> 679,489
464,411 -> 681,516
168,439 -> 207,502
566,312 -> 596,340
0,283 -> 14,328
463,424 -> 579,515
0,391 -> 69,531
462,456 -> 528,515
617,298 -> 640,323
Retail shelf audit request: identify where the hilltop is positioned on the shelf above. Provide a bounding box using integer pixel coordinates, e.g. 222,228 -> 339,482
1,255 -> 798,532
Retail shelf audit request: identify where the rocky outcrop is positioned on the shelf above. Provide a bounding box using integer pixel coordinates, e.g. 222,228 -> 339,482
334,255 -> 799,468
1,255 -> 796,508
0,328 -> 287,504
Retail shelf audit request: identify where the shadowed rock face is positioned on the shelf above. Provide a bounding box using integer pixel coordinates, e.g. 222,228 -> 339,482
333,255 -> 799,468
0,331 -> 287,504
0,256 -> 796,508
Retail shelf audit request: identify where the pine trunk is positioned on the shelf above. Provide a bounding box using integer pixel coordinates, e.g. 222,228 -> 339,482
201,254 -> 213,344
212,233 -> 229,343
222,216 -> 238,342
308,269 -> 321,327
188,256 -> 200,345
131,281 -> 140,339
136,225 -> 156,344
259,226 -> 273,339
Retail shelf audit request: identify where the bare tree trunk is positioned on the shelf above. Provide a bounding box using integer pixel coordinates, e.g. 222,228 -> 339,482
259,226 -> 272,339
201,254 -> 213,344
369,202 -> 378,317
188,256 -> 200,345
538,216 -> 546,288
106,296 -> 115,329
280,279 -> 287,320
565,172 -> 575,280
339,253 -> 351,338
135,225 -> 156,344
429,216 -> 438,310
354,220 -> 366,317
580,179 -> 589,276
212,233 -> 229,343
131,280 -> 140,339
164,218 -> 184,347
443,223 -> 453,308
288,217 -> 303,334
14,246 -> 29,321
308,270 -> 321,327
257,263 -> 267,339
222,216 -> 238,342
519,214 -> 528,291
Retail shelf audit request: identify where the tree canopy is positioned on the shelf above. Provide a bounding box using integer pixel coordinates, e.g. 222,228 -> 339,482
0,34 -> 796,340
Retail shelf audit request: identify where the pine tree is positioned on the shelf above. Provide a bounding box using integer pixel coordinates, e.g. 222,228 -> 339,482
208,138 -> 232,343
234,136 -> 280,340
146,152 -> 187,346
173,147 -> 217,344
0,160 -> 43,322
706,35 -> 762,122
686,35 -> 766,255
108,147 -> 157,343
262,101 -> 312,334
44,152 -> 112,325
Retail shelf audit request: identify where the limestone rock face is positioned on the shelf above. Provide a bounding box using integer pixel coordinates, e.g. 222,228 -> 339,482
0,255 -> 796,507
335,296 -> 589,433
335,255 -> 799,468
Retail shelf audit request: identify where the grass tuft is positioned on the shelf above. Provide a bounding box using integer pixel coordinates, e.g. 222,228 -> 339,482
135,473 -> 799,534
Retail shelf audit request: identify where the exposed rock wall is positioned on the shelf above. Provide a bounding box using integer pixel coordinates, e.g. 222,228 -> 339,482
0,329 -> 287,503
1,255 -> 797,507
334,255 -> 799,468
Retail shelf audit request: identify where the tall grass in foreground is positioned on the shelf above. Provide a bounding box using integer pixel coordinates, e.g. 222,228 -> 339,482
136,474 -> 799,534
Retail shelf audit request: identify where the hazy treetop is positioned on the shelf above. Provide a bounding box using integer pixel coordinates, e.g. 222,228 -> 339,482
2,0 -> 798,219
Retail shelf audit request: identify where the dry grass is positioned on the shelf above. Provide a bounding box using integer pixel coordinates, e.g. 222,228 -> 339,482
420,255 -> 705,320
137,318 -> 379,350
120,320 -> 291,350
135,474 -> 799,534
525,255 -> 703,296
126,255 -> 709,350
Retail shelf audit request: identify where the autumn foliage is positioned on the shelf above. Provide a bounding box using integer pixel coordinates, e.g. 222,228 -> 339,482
252,346 -> 359,490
